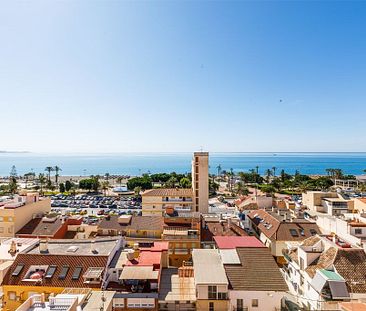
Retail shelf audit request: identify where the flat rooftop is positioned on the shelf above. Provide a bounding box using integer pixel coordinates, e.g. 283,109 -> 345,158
0,238 -> 38,260
192,249 -> 228,285
159,268 -> 196,302
26,238 -> 120,256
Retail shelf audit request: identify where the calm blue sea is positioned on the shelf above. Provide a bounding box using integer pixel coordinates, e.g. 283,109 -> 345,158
0,152 -> 365,176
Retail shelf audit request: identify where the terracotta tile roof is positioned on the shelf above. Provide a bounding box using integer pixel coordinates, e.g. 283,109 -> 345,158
248,209 -> 321,241
224,248 -> 288,292
305,247 -> 337,278
301,236 -> 321,246
201,222 -> 248,242
288,249 -> 299,265
2,253 -> 108,288
214,236 -> 265,249
305,246 -> 366,293
333,249 -> 366,293
98,215 -> 164,232
142,188 -> 193,197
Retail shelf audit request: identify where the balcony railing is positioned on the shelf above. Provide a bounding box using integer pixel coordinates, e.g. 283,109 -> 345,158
163,198 -> 193,202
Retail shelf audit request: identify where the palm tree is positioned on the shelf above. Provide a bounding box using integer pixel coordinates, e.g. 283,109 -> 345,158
217,164 -> 222,177
235,181 -> 249,196
54,166 -> 62,185
298,181 -> 310,194
23,172 -> 33,189
45,166 -> 54,183
116,176 -> 123,186
272,166 -> 277,177
101,181 -> 109,196
38,173 -> 46,195
105,173 -> 110,181
255,166 -> 259,174
265,169 -> 272,183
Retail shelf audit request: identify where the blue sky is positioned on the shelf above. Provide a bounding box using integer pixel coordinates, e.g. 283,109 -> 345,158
1,1 -> 366,153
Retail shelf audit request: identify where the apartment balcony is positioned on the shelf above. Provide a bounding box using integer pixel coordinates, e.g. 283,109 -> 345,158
162,227 -> 199,240
163,198 -> 193,202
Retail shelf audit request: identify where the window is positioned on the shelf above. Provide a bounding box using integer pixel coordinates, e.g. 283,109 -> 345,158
252,299 -> 259,307
113,298 -> 125,308
0,227 -> 4,233
218,292 -> 227,299
355,228 -> 362,235
45,265 -> 57,279
237,299 -> 244,311
59,266 -> 69,279
208,286 -> 217,299
8,217 -> 13,222
8,291 -> 16,301
12,264 -> 25,276
0,217 -> 3,222
209,302 -> 214,311
290,229 -> 299,237
72,267 -> 82,280
300,257 -> 304,270
8,227 -> 13,233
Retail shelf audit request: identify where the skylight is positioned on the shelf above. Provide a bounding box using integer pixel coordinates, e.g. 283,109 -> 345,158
12,264 -> 25,277
59,266 -> 69,280
45,265 -> 57,279
72,267 -> 82,280
290,229 -> 299,237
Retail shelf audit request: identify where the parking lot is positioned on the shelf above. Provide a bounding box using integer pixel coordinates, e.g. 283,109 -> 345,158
50,194 -> 142,219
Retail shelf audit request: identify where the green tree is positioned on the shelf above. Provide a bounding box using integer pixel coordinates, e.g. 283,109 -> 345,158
45,166 -> 54,183
10,165 -> 17,178
165,176 -> 178,188
23,172 -> 34,189
38,173 -> 46,195
179,177 -> 191,188
265,169 -> 272,183
235,181 -> 249,196
59,183 -> 65,193
127,176 -> 152,191
54,166 -> 62,184
209,179 -> 219,195
217,164 -> 222,176
116,176 -> 123,186
261,184 -> 276,196
65,180 -> 73,192
134,186 -> 142,197
272,166 -> 277,177
8,176 -> 17,194
101,180 -> 109,195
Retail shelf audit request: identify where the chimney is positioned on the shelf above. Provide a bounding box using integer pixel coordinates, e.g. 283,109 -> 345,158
133,243 -> 140,258
90,240 -> 97,253
286,213 -> 292,222
332,234 -> 336,244
9,240 -> 17,254
39,239 -> 48,253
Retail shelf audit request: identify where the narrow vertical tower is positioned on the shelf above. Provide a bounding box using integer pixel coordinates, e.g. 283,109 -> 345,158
192,151 -> 209,214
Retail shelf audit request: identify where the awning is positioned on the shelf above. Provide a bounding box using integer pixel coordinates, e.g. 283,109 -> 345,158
329,281 -> 350,299
120,266 -> 159,280
311,272 -> 328,292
